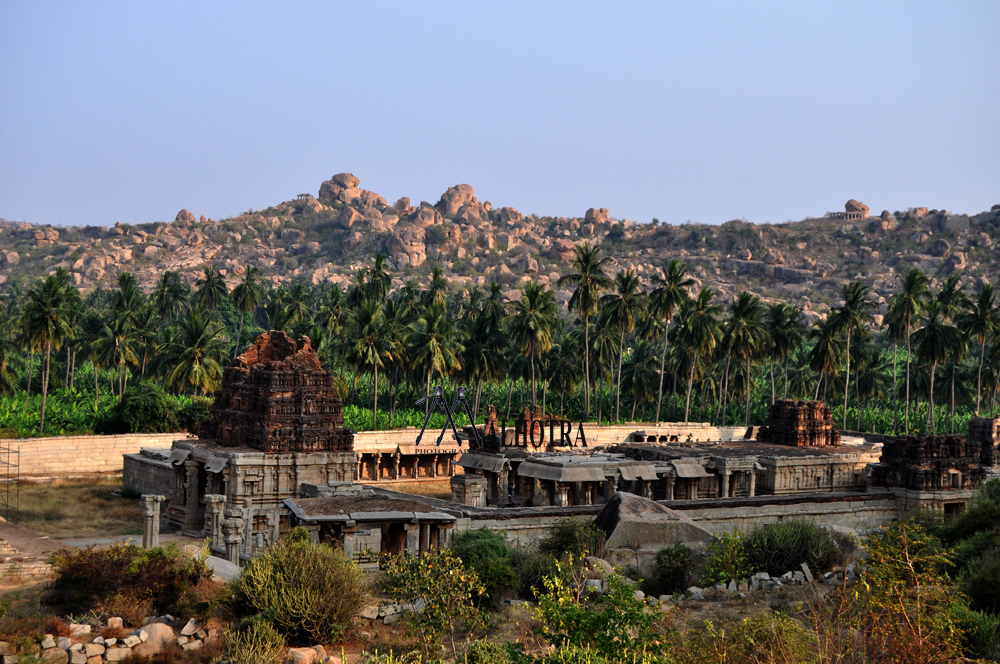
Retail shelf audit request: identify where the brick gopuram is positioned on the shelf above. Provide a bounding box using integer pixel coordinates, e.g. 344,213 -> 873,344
163,331 -> 357,558
756,400 -> 840,447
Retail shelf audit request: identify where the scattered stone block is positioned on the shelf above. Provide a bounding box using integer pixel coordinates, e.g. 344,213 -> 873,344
69,646 -> 83,653
360,605 -> 379,620
180,642 -> 202,652
177,637 -> 189,646
122,637 -> 140,649
727,580 -> 737,593
633,590 -> 645,601
322,657 -> 342,664
83,645 -> 104,658
800,563 -> 814,584
104,640 -> 116,648
793,571 -> 805,584
686,586 -> 704,600
105,647 -> 131,662
285,647 -> 318,664
3,656 -> 17,664
382,613 -> 402,626
68,626 -> 91,637
41,637 -> 56,650
313,646 -> 327,661
585,579 -> 603,593
42,649 -> 67,664
92,639 -> 104,647
751,576 -> 760,591
106,618 -> 123,630
130,623 -> 176,658
86,656 -> 102,664
0,643 -> 11,656
70,653 -> 86,664
180,619 -> 200,637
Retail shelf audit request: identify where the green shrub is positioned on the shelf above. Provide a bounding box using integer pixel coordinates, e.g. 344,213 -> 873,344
237,527 -> 368,644
952,529 -> 998,575
943,501 -> 1000,544
699,530 -> 752,586
692,613 -> 813,664
451,529 -> 518,606
509,549 -> 558,600
462,639 -> 529,664
100,382 -> 179,434
48,542 -> 209,618
743,520 -> 842,576
381,548 -> 487,657
954,603 -> 1000,660
961,542 -> 1000,614
220,616 -> 287,664
539,519 -> 605,559
179,396 -> 213,431
643,543 -> 692,597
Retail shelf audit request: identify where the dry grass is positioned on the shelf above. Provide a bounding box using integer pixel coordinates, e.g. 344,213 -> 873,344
387,480 -> 452,501
13,477 -> 143,539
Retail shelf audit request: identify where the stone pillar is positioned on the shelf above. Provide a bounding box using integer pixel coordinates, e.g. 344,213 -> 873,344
430,455 -> 438,478
393,452 -> 401,480
439,523 -> 454,548
342,521 -> 357,559
667,476 -> 675,501
183,459 -> 201,530
222,518 -> 243,565
720,471 -> 730,499
404,523 -> 419,554
447,456 -> 455,476
419,523 -> 430,553
413,457 -> 420,479
748,470 -> 756,498
203,495 -> 226,548
141,495 -> 165,548
356,456 -> 363,482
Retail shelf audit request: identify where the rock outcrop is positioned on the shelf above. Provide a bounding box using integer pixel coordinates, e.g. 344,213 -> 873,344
845,200 -> 869,218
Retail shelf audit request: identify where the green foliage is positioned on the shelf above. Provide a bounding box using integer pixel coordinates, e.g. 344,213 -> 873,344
532,556 -> 661,660
380,548 -> 487,657
425,226 -> 448,245
643,543 -> 692,597
960,540 -> 1000,614
538,519 -> 606,560
509,549 -> 559,601
700,530 -> 753,586
100,381 -> 179,433
462,639 -> 530,664
954,603 -> 1000,660
48,542 -> 209,618
685,613 -> 813,664
743,520 -> 842,576
237,527 -> 368,644
178,396 -> 213,431
451,529 -> 518,607
219,616 -> 287,664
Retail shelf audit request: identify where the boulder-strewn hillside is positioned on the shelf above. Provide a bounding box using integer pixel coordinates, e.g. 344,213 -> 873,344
2,174 -> 999,324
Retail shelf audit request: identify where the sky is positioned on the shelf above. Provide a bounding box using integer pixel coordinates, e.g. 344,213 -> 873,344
1,2 -> 998,228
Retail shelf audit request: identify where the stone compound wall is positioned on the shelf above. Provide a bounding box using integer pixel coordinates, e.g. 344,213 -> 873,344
10,433 -> 193,478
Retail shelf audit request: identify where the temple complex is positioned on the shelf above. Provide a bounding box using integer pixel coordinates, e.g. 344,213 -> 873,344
756,400 -> 840,447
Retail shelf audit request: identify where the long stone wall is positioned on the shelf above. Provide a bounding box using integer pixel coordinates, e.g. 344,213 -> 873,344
8,433 -> 195,478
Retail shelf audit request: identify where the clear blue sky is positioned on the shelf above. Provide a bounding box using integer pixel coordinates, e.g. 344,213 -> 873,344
2,2 -> 997,228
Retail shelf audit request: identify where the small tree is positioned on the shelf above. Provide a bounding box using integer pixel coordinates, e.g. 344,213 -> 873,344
380,549 -> 487,657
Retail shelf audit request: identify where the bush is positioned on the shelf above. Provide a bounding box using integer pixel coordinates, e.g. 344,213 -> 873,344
237,527 -> 368,644
451,529 -> 518,606
743,520 -> 842,576
179,396 -> 213,431
462,639 -> 529,664
219,616 -> 287,664
100,382 -> 179,434
509,549 -> 558,600
538,519 -> 605,560
643,543 -> 692,597
48,543 -> 209,619
961,541 -> 1000,614
381,548 -> 487,657
954,603 -> 1000,660
690,613 -> 813,664
699,530 -> 752,585
943,501 -> 1000,544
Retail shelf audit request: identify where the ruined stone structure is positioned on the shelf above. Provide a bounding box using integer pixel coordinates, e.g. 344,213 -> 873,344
756,400 -> 840,447
207,332 -> 353,453
969,416 -> 1000,466
162,332 -> 357,557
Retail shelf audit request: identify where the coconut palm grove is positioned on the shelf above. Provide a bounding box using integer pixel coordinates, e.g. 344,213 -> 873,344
3,242 -> 998,439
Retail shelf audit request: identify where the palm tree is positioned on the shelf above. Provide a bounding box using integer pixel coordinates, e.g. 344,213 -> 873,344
831,282 -> 873,429
166,312 -> 228,395
408,303 -> 465,414
912,301 -> 960,434
152,270 -> 189,321
557,243 -> 613,420
888,269 -> 930,432
0,336 -> 24,395
112,272 -> 145,320
347,299 -> 398,426
809,314 -> 844,402
506,282 -> 558,408
649,260 -> 694,422
601,269 -> 646,423
231,265 -> 266,359
675,288 -> 722,423
765,303 -> 805,401
96,311 -> 139,398
194,265 -> 228,313
424,267 -> 449,307
622,339 -> 659,421
725,292 -> 768,425
958,285 -> 1000,414
19,271 -> 74,434
367,253 -> 392,303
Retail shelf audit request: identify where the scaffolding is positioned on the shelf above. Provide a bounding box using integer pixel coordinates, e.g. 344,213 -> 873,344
0,443 -> 18,522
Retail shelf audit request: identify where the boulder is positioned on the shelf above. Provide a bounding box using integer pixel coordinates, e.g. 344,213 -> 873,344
499,207 -> 523,223
880,209 -> 894,221
738,249 -> 752,260
4,252 -> 19,266
130,623 -> 176,658
302,198 -> 324,215
929,239 -> 951,257
338,207 -> 362,229
595,492 -> 712,550
845,200 -> 869,218
338,187 -> 362,204
585,208 -> 610,224
297,242 -> 321,256
281,228 -> 306,245
394,197 -> 411,214
285,648 -> 318,664
175,209 -> 196,224
911,207 -> 929,217
318,180 -> 343,203
550,238 -> 576,263
516,254 -> 538,274
761,249 -> 784,265
437,184 -> 477,218
331,173 -> 359,189
411,206 -> 440,228
945,251 -> 967,273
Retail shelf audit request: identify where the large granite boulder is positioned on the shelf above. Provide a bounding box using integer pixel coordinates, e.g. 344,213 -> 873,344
595,492 -> 711,550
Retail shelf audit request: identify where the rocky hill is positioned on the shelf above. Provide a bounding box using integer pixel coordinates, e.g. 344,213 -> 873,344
2,173 -> 999,325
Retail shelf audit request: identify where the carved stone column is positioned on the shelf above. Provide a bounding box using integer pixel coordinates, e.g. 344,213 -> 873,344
203,495 -> 226,548
222,518 -> 243,565
141,495 -> 165,548
404,522 -> 419,554
748,470 -> 757,498
720,471 -> 730,499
